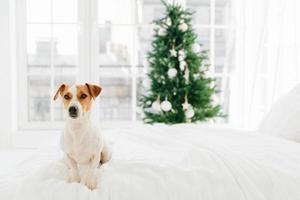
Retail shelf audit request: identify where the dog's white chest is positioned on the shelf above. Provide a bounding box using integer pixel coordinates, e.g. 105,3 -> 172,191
61,129 -> 102,164
67,144 -> 92,164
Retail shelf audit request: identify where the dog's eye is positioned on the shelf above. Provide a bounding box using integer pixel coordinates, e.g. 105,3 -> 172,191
80,94 -> 87,99
64,95 -> 71,100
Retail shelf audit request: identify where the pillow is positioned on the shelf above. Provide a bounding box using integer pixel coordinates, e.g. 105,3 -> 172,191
259,85 -> 300,142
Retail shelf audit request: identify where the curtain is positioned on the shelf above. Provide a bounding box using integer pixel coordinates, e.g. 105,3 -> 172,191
230,0 -> 300,129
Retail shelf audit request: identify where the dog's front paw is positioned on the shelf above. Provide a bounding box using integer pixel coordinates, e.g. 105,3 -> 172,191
85,177 -> 97,190
68,174 -> 81,183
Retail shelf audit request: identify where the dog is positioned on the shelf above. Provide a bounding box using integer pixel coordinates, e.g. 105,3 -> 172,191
53,83 -> 111,190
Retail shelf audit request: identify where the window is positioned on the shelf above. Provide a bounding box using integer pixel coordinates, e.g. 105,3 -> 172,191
17,0 -> 233,130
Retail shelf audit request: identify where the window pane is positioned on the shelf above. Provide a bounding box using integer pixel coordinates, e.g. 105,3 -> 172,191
99,77 -> 132,120
187,0 -> 210,25
27,24 -> 51,73
215,29 -> 228,73
98,24 -> 134,65
53,76 -> 76,121
137,25 -> 154,74
99,65 -> 132,77
26,0 -> 51,23
136,77 -> 149,120
215,76 -> 229,122
53,24 -> 78,73
53,0 -> 77,23
195,28 -> 210,51
215,0 -> 231,25
137,0 -> 165,24
98,0 -> 134,24
28,76 -> 51,121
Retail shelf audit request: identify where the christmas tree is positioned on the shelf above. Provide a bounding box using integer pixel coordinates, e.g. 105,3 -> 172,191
140,1 -> 222,124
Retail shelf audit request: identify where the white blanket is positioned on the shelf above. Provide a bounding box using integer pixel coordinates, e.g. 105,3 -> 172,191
9,124 -> 300,200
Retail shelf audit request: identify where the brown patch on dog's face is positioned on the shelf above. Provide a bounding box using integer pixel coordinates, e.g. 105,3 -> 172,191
85,83 -> 102,100
76,85 -> 93,113
54,83 -> 102,119
61,90 -> 73,109
53,84 -> 69,101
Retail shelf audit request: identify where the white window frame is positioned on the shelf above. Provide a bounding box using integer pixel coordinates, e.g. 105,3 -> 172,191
16,0 -> 95,130
16,0 -> 233,131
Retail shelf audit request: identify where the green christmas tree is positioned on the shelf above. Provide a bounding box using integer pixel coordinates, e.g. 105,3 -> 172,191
140,1 -> 222,124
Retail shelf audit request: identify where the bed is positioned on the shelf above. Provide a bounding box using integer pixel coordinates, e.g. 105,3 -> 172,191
1,123 -> 300,200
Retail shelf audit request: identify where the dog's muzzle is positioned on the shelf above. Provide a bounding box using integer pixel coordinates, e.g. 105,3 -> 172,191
68,106 -> 78,118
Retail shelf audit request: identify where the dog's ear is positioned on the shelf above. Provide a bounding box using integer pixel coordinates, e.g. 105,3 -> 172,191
53,84 -> 68,101
85,83 -> 102,100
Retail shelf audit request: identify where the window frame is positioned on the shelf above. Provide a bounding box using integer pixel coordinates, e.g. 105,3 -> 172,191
16,0 -> 233,131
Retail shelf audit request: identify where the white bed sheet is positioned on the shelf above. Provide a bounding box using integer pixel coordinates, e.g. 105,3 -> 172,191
0,148 -> 61,200
2,124 -> 300,200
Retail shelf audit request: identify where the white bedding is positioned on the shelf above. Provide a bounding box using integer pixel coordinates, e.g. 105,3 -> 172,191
2,124 -> 300,200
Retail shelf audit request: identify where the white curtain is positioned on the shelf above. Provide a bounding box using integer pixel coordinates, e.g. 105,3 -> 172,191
230,0 -> 300,129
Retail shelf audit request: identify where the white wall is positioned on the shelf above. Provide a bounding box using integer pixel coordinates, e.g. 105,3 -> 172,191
0,0 -> 15,148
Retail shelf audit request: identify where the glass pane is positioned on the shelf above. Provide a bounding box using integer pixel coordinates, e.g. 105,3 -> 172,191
53,76 -> 76,121
26,0 -> 51,23
53,24 -> 78,73
187,0 -> 210,25
99,77 -> 132,120
215,76 -> 229,120
99,65 -> 132,77
195,28 -> 210,51
98,0 -> 134,24
214,29 -> 228,73
28,76 -> 51,121
137,25 -> 154,74
27,24 -> 51,73
215,0 -> 231,25
137,0 -> 165,24
53,0 -> 78,23
98,24 -> 134,65
136,77 -> 149,120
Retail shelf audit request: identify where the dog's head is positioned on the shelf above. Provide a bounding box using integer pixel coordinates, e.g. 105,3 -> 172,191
53,83 -> 102,120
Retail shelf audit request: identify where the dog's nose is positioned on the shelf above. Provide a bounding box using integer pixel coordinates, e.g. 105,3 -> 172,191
68,106 -> 78,118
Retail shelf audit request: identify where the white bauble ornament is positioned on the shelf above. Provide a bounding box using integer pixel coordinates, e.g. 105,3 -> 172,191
178,55 -> 185,61
179,61 -> 186,71
180,19 -> 185,24
166,17 -> 172,26
185,107 -> 195,118
192,43 -> 201,53
178,50 -> 186,61
169,49 -> 177,57
179,23 -> 188,32
168,68 -> 177,78
152,100 -> 161,111
158,28 -> 166,36
182,101 -> 189,110
161,99 -> 172,112
178,49 -> 185,57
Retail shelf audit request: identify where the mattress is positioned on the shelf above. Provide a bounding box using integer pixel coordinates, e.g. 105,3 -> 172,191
2,124 -> 300,200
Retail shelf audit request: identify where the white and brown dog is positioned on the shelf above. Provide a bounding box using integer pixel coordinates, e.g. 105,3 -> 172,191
53,83 -> 111,190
